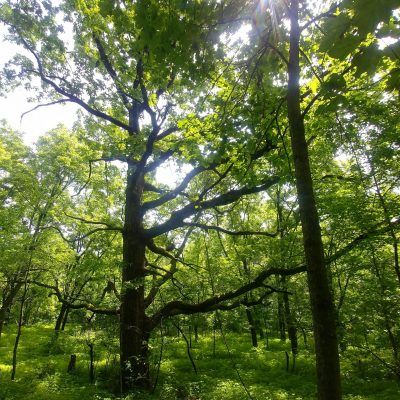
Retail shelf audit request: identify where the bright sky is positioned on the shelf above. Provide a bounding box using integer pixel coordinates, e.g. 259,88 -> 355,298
0,0 -> 334,148
0,12 -> 251,148
0,88 -> 79,146
0,25 -> 79,145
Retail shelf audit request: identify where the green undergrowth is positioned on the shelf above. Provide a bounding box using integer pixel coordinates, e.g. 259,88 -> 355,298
0,325 -> 399,399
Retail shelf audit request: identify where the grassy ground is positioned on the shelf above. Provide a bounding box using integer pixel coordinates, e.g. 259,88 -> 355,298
0,324 -> 399,399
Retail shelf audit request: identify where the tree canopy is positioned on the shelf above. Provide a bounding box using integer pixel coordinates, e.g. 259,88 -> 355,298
0,1 -> 399,399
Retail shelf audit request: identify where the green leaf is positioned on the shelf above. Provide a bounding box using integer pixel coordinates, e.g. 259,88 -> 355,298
386,69 -> 400,91
353,0 -> 400,37
319,13 -> 352,55
352,44 -> 381,77
322,73 -> 347,92
99,0 -> 115,18
327,35 -> 362,60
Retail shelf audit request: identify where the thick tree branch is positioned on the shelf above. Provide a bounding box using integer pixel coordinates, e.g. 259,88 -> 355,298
64,213 -> 122,230
23,280 -> 119,315
144,149 -> 175,173
142,166 -> 206,213
145,239 -> 200,271
148,217 -> 400,327
215,291 -> 272,311
144,176 -> 280,238
143,182 -> 169,194
93,34 -> 134,108
149,264 -> 303,328
155,126 -> 179,141
182,222 -> 279,238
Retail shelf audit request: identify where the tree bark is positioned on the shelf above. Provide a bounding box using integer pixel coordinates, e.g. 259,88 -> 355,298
245,304 -> 258,347
120,167 -> 149,392
55,303 -> 68,332
11,280 -> 28,380
88,342 -> 95,383
61,307 -> 70,331
0,281 -> 22,341
286,1 -> 341,398
277,291 -> 286,340
282,277 -> 298,362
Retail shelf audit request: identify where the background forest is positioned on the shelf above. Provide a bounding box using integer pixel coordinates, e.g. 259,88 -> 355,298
0,0 -> 399,399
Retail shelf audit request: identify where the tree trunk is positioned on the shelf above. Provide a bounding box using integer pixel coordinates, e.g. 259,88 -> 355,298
61,307 -> 70,331
300,326 -> 308,348
0,282 -> 22,341
286,1 -> 341,398
245,305 -> 258,347
88,342 -> 95,383
55,303 -> 68,332
193,318 -> 199,342
277,292 -> 286,340
241,261 -> 258,347
11,280 -> 28,380
283,278 -> 298,361
371,251 -> 400,373
120,169 -> 149,393
258,319 -> 265,340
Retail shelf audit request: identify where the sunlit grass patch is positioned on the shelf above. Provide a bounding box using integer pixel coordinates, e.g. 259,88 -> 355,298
1,324 -> 400,399
207,379 -> 246,400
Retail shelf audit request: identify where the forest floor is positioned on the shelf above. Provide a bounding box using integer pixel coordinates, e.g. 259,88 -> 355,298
0,324 -> 399,399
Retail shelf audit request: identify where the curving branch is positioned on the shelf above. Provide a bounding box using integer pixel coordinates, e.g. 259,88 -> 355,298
142,165 -> 207,212
301,2 -> 341,32
75,157 -> 134,196
92,34 -> 134,109
144,176 -> 280,238
155,126 -> 179,141
149,264 -> 304,328
182,222 -> 279,238
145,223 -> 197,308
23,280 -> 119,315
148,216 -> 400,328
326,217 -> 400,264
145,239 -> 200,271
144,182 -> 169,194
20,99 -> 72,121
198,164 -> 233,202
64,213 -> 122,231
15,33 -> 132,132
144,149 -> 175,173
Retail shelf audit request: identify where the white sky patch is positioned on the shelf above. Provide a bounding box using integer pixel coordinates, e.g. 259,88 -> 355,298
155,160 -> 193,189
378,36 -> 399,49
0,24 -> 182,187
227,23 -> 252,46
0,25 -> 79,144
334,150 -> 351,164
219,23 -> 252,61
0,86 -> 79,145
